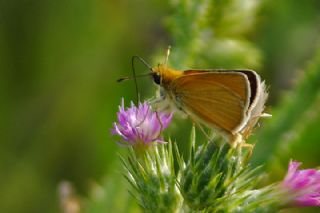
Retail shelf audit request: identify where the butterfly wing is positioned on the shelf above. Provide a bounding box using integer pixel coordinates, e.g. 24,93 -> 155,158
170,71 -> 252,134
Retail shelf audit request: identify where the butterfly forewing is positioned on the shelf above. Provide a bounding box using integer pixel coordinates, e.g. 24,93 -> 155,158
171,71 -> 251,134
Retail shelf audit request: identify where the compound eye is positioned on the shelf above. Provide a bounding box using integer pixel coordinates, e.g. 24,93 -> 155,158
153,73 -> 161,85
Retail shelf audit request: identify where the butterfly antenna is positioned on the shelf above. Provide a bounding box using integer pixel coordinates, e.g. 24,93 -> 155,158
131,56 -> 153,104
117,73 -> 152,83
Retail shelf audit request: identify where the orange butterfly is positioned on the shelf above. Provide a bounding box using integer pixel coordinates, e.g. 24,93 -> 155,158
152,64 -> 268,146
121,48 -> 269,147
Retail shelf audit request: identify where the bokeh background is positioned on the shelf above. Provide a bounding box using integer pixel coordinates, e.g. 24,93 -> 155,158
1,0 -> 320,212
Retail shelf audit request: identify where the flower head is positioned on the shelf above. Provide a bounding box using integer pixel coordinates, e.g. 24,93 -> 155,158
112,99 -> 172,148
281,160 -> 320,206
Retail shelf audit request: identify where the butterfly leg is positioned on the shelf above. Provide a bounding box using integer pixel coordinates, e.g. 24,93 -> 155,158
230,133 -> 254,157
229,133 -> 242,147
241,143 -> 255,159
155,111 -> 164,133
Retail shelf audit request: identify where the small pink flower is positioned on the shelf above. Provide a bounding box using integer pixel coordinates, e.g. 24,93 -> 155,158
112,99 -> 172,148
281,160 -> 320,206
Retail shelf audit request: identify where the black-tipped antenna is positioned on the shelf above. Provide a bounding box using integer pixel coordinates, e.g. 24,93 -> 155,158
117,72 -> 152,83
131,56 -> 154,104
117,77 -> 129,83
115,56 -> 153,104
117,56 -> 153,104
132,56 -> 153,71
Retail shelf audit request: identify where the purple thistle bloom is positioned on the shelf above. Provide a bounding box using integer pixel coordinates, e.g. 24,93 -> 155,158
281,160 -> 320,206
112,99 -> 172,148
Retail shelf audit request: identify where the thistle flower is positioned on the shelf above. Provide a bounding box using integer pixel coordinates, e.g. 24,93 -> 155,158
112,99 -> 172,149
179,128 -> 265,211
281,160 -> 320,206
121,143 -> 183,212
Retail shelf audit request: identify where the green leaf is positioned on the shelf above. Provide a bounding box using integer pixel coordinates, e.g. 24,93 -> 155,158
252,47 -> 320,179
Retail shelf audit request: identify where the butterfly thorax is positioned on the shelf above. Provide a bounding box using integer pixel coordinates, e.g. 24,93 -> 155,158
151,64 -> 187,117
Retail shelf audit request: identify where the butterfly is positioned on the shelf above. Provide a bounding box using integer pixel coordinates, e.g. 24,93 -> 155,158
119,48 -> 269,147
151,62 -> 269,146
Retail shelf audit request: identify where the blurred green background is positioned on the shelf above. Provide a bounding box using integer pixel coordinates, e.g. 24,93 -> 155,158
1,0 -> 320,212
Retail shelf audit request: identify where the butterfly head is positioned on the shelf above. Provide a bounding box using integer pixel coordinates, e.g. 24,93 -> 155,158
152,72 -> 161,85
152,64 -> 183,87
151,65 -> 166,85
